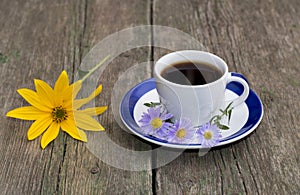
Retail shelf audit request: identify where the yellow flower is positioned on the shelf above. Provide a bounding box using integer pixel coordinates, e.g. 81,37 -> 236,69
6,70 -> 107,149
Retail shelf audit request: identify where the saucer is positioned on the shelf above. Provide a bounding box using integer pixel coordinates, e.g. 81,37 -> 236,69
120,77 -> 263,149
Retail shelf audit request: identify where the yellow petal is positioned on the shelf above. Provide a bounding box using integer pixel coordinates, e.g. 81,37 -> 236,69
54,71 -> 70,105
54,71 -> 69,92
63,80 -> 82,107
27,116 -> 53,140
72,84 -> 102,109
78,106 -> 108,116
73,112 -> 105,131
6,106 -> 48,120
41,122 -> 60,149
60,119 -> 87,142
34,79 -> 55,108
17,89 -> 51,111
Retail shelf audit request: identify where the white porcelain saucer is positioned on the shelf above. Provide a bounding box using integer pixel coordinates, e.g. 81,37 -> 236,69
120,76 -> 263,149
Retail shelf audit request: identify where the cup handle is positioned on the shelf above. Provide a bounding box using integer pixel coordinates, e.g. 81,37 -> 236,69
226,72 -> 250,107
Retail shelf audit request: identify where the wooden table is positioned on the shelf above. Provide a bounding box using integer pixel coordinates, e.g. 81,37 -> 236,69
1,0 -> 299,194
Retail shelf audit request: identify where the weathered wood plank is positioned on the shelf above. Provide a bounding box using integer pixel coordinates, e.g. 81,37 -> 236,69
1,0 -> 299,194
153,0 -> 300,194
1,0 -> 153,194
0,0 -> 74,194
45,0 -> 154,194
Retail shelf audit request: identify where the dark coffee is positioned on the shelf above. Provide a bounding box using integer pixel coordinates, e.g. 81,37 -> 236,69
161,61 -> 223,85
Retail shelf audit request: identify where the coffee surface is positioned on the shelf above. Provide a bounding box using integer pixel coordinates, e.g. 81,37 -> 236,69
161,61 -> 223,85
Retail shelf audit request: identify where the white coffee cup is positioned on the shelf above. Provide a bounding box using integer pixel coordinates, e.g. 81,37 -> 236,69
153,50 -> 249,125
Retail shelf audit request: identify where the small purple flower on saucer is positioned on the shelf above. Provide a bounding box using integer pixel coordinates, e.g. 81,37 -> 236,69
197,123 -> 222,148
138,106 -> 173,136
166,118 -> 195,144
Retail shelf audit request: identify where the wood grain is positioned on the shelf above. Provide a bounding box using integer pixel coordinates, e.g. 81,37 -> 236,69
0,0 -> 153,194
153,0 -> 300,194
1,0 -> 299,194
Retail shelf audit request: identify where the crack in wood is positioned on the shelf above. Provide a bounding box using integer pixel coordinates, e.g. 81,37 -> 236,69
151,150 -> 157,195
232,147 -> 248,194
55,141 -> 68,194
149,0 -> 154,78
149,2 -> 157,194
78,0 -> 88,66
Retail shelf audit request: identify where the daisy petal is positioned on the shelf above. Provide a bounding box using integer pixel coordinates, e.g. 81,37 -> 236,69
140,124 -> 153,134
41,122 -> 60,149
60,119 -> 87,142
6,106 -> 48,120
148,107 -> 160,118
73,112 -> 105,131
72,84 -> 102,109
27,116 -> 53,140
34,79 -> 55,108
161,112 -> 173,120
17,89 -> 51,111
78,106 -> 108,116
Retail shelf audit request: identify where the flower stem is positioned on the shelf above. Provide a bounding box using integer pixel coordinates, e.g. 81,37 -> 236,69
81,55 -> 110,82
209,102 -> 233,130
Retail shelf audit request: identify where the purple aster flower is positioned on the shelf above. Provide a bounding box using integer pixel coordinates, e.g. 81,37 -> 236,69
165,118 -> 195,144
197,123 -> 222,148
138,106 -> 173,136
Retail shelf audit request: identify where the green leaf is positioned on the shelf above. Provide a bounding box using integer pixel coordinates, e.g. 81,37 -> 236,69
150,102 -> 161,107
210,101 -> 234,129
210,115 -> 218,124
228,109 -> 232,124
12,50 -> 20,59
225,102 -> 233,111
144,103 -> 151,107
144,102 -> 160,107
0,53 -> 8,64
214,121 -> 221,126
218,124 -> 230,130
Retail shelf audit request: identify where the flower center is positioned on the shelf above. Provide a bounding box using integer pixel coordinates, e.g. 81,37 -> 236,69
52,106 -> 68,123
151,118 -> 163,129
204,131 -> 213,140
176,128 -> 187,139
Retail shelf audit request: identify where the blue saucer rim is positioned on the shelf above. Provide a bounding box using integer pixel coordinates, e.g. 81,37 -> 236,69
120,77 -> 263,148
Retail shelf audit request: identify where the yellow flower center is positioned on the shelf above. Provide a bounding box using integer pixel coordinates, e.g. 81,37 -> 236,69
204,131 -> 213,140
52,106 -> 68,123
176,128 -> 187,139
151,118 -> 163,129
